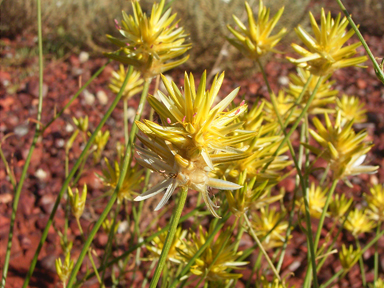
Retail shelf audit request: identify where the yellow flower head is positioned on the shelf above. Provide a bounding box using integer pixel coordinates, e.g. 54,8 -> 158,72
68,185 -> 87,220
339,244 -> 360,271
304,112 -> 378,182
102,218 -> 120,235
251,207 -> 290,249
336,94 -> 367,125
97,158 -> 144,203
109,64 -> 144,100
263,90 -> 300,124
134,71 -> 254,217
364,184 -> 384,221
225,171 -> 282,217
287,68 -> 337,114
345,208 -> 376,237
177,225 -> 248,282
329,193 -> 353,220
287,9 -> 367,75
105,0 -> 191,78
368,279 -> 384,288
146,227 -> 186,263
55,251 -> 74,284
297,183 -> 328,219
227,0 -> 286,60
259,275 -> 295,288
90,130 -> 110,163
72,115 -> 88,133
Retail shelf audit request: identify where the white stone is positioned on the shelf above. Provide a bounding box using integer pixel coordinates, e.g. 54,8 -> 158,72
35,168 -> 48,181
278,76 -> 289,86
83,89 -> 95,105
65,123 -> 74,133
126,107 -> 136,123
14,124 -> 29,137
97,90 -> 108,105
117,220 -> 129,234
79,51 -> 89,63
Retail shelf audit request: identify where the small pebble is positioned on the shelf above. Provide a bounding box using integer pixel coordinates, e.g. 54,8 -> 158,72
14,124 -> 29,137
35,168 -> 48,181
79,51 -> 89,63
83,89 -> 95,105
96,90 -> 108,105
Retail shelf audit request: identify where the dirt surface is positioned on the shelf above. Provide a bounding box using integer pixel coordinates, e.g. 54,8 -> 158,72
1,29 -> 384,288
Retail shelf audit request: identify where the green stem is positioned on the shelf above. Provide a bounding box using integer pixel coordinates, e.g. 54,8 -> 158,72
22,66 -> 134,288
334,0 -> 384,84
374,222 -> 381,283
41,61 -> 111,134
1,0 -> 44,285
257,59 -> 322,287
320,269 -> 343,288
355,238 -> 366,286
244,214 -> 281,281
314,180 -> 338,251
78,207 -> 204,285
123,99 -> 129,146
66,76 -> 151,288
75,218 -> 102,285
0,146 -> 16,189
149,187 -> 188,288
169,214 -> 230,288
246,252 -> 262,288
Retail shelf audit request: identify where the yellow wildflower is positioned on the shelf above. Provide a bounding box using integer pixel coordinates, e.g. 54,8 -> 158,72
68,185 -> 87,220
336,94 -> 367,125
105,0 -> 191,78
109,64 -> 144,100
287,9 -> 367,75
339,244 -> 360,271
227,0 -> 286,60
365,184 -> 384,221
345,208 -> 376,236
329,193 -> 353,220
177,225 -> 248,282
297,183 -> 328,219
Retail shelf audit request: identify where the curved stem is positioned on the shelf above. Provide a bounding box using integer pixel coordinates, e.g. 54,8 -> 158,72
314,180 -> 338,251
244,214 -> 281,281
149,187 -> 188,288
1,0 -> 44,285
22,66 -> 134,288
66,77 -> 151,288
124,99 -> 129,146
334,0 -> 384,84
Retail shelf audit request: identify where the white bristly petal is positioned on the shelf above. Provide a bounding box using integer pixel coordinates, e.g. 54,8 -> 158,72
154,179 -> 178,211
352,154 -> 366,167
201,149 -> 214,171
134,178 -> 173,201
207,178 -> 242,190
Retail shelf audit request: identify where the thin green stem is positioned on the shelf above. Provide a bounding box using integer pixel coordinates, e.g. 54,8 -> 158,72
22,66 -> 134,288
246,252 -> 262,288
355,238 -> 366,286
123,99 -> 129,146
78,207 -> 204,286
244,214 -> 281,281
0,146 -> 16,189
1,0 -> 44,285
41,61 -> 111,134
320,269 -> 343,288
374,222 -> 381,283
169,214 -> 230,288
334,0 -> 384,84
75,218 -> 102,285
314,180 -> 338,251
257,59 -> 322,287
149,187 -> 188,288
66,76 -> 151,288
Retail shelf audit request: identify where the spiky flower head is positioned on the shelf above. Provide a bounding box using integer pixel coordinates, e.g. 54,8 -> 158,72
287,68 -> 337,114
303,112 -> 378,183
227,0 -> 286,60
287,9 -> 367,75
336,94 -> 367,125
177,225 -> 248,282
251,207 -> 290,249
225,171 -> 282,217
146,227 -> 186,263
339,244 -> 360,271
97,158 -> 144,203
259,275 -> 295,288
109,64 -> 144,100
90,130 -> 110,163
263,90 -> 300,124
105,0 -> 191,79
72,116 -> 88,133
329,193 -> 353,220
345,208 -> 376,237
297,183 -> 328,219
134,72 -> 254,217
368,279 -> 384,288
102,218 -> 120,235
68,185 -> 87,220
364,184 -> 384,222
55,251 -> 74,285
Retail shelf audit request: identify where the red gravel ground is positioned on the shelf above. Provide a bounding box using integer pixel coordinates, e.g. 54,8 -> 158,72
1,30 -> 384,287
